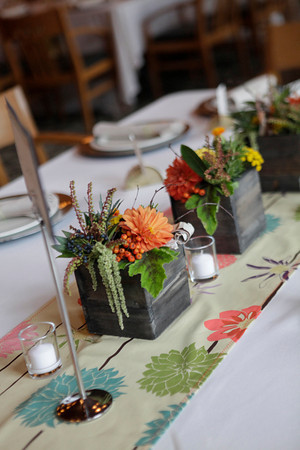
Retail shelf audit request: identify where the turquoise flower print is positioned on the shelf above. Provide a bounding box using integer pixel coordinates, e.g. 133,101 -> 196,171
261,214 -> 281,234
135,402 -> 187,447
15,368 -> 126,428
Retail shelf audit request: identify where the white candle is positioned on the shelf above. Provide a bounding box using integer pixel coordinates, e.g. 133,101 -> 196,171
216,83 -> 229,116
191,252 -> 216,279
28,342 -> 60,375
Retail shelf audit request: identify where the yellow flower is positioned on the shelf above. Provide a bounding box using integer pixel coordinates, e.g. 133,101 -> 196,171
212,127 -> 225,136
196,147 -> 216,160
110,214 -> 122,225
242,146 -> 264,172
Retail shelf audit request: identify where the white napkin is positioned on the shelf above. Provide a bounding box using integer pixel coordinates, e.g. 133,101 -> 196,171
0,196 -> 34,220
216,84 -> 229,116
0,193 -> 59,221
230,74 -> 278,110
93,121 -> 184,142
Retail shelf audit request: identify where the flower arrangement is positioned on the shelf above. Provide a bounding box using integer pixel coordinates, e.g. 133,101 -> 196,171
164,128 -> 264,235
53,181 -> 177,329
231,83 -> 300,147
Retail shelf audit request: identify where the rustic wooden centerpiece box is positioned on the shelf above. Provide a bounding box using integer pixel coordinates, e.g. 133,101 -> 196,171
75,248 -> 191,340
257,135 -> 300,191
171,169 -> 266,255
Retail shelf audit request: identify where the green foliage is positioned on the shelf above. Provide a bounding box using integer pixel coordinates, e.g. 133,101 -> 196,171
180,140 -> 245,234
128,248 -> 178,298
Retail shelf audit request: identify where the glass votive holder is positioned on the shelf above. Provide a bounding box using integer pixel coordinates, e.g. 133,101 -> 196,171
18,322 -> 62,379
184,236 -> 219,282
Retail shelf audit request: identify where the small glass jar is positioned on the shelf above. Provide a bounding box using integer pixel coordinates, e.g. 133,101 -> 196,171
18,322 -> 62,379
184,236 -> 219,282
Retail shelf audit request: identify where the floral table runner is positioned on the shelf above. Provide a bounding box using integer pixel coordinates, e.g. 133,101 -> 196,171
0,193 -> 299,450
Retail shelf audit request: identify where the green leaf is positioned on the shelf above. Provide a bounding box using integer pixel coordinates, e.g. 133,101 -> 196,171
185,186 -> 220,235
55,235 -> 68,245
180,145 -> 206,177
223,180 -> 238,196
62,231 -> 72,238
128,247 -> 178,297
185,194 -> 200,209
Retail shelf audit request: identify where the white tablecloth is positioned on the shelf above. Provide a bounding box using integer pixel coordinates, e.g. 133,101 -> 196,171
154,267 -> 300,450
0,89 -> 299,449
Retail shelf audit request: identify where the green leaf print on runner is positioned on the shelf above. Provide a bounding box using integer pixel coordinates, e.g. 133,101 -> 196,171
138,344 -> 224,397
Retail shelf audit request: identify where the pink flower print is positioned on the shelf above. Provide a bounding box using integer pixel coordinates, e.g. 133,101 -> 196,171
204,306 -> 262,343
0,321 -> 36,358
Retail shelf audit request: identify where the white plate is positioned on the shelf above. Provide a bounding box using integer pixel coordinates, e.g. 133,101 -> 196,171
0,193 -> 59,240
90,120 -> 189,155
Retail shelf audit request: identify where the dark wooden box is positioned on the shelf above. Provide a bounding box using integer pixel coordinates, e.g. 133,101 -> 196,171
257,135 -> 300,191
171,169 -> 266,255
75,247 -> 191,340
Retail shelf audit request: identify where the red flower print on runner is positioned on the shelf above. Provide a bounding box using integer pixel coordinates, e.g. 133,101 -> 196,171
204,306 -> 261,343
0,321 -> 37,358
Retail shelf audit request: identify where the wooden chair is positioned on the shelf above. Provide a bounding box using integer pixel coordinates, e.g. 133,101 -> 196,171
264,21 -> 300,83
0,5 -> 118,133
0,85 -> 90,186
247,0 -> 294,59
143,0 -> 248,97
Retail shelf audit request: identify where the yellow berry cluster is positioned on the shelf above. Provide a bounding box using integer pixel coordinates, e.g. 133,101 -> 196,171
241,146 -> 264,172
113,230 -> 144,263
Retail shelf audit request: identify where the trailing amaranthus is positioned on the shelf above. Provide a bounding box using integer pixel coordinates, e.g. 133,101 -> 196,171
92,242 -> 128,329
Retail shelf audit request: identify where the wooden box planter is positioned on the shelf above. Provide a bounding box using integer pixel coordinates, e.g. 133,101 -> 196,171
257,135 -> 300,192
171,169 -> 266,255
75,248 -> 191,340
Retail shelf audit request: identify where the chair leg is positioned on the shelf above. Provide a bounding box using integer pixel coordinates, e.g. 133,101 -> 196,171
235,35 -> 252,80
0,157 -> 9,186
200,46 -> 218,88
35,143 -> 48,165
76,83 -> 94,133
147,53 -> 164,98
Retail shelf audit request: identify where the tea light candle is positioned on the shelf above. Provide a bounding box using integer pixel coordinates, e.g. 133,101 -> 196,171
191,252 -> 216,279
28,342 -> 60,375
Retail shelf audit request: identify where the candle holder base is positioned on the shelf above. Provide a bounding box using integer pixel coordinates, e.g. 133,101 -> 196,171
191,273 -> 219,283
57,389 -> 113,423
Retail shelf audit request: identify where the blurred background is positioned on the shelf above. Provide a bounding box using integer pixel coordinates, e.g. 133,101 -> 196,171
0,0 -> 299,181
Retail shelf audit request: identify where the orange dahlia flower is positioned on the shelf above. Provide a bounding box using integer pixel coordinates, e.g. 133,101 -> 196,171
164,157 -> 202,202
122,206 -> 173,252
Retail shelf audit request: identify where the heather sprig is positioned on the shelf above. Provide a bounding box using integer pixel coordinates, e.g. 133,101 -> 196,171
70,180 -> 86,232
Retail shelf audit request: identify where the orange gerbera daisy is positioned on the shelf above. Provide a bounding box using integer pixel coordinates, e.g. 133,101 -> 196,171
164,157 -> 202,202
122,206 -> 173,252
